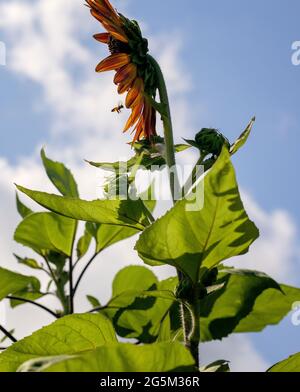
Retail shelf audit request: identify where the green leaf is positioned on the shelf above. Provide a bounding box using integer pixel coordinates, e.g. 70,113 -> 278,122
0,313 -> 117,372
200,269 -> 282,341
93,224 -> 139,253
14,254 -> 42,270
16,192 -> 33,218
268,353 -> 300,372
16,185 -> 149,230
14,212 -> 76,257
76,225 -> 92,259
9,290 -> 44,309
86,295 -> 101,309
175,144 -> 191,152
103,267 -> 177,343
200,360 -> 230,372
234,283 -> 300,333
18,342 -> 194,372
230,117 -> 255,155
136,148 -> 259,282
0,267 -> 40,302
41,149 -> 79,197
139,183 -> 156,214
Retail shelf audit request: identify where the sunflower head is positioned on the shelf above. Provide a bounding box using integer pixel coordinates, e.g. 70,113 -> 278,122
86,0 -> 158,143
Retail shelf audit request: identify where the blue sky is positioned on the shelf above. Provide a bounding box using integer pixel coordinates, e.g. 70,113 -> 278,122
1,0 -> 300,371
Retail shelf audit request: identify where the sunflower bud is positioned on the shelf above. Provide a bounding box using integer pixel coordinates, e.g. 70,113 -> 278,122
185,128 -> 230,157
195,128 -> 230,156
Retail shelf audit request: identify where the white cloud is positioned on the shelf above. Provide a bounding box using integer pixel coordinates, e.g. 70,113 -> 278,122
201,335 -> 270,372
0,0 -> 299,372
228,190 -> 300,284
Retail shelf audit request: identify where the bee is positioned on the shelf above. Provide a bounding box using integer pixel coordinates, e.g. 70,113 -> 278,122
111,101 -> 124,114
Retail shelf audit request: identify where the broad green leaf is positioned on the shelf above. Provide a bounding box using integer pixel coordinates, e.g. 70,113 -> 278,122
16,192 -> 33,218
19,342 -> 194,372
136,148 -> 259,282
87,185 -> 156,253
234,284 -> 300,333
112,266 -> 157,296
14,212 -> 76,256
86,295 -> 101,309
0,267 -> 40,302
16,185 -> 149,230
200,269 -> 281,341
268,353 -> 300,372
94,224 -> 139,253
76,225 -> 92,259
102,266 -> 177,343
230,117 -> 255,155
0,313 -> 116,372
41,149 -> 79,197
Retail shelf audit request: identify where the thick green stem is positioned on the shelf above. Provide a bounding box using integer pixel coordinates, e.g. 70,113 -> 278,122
148,55 -> 180,203
148,55 -> 200,361
188,286 -> 201,368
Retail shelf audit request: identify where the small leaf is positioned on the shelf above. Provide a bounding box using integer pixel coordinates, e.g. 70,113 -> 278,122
76,225 -> 92,259
0,267 -> 41,302
94,224 -> 139,253
16,185 -> 149,230
86,295 -> 101,308
175,144 -> 191,152
14,254 -> 42,270
41,149 -> 79,197
230,117 -> 255,155
14,212 -> 76,257
200,360 -> 230,372
0,313 -> 117,372
16,193 -> 33,218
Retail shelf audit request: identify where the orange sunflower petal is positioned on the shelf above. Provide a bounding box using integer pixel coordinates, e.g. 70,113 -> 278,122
93,33 -> 110,43
123,102 -> 144,132
125,78 -> 144,108
117,73 -> 137,94
114,64 -> 137,85
96,53 -> 130,72
86,0 -> 118,21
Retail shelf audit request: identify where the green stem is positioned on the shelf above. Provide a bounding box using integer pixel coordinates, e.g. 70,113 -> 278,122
188,287 -> 201,368
7,296 -> 58,319
43,255 -> 68,315
0,324 -> 17,343
68,257 -> 74,314
73,253 -> 99,296
148,55 -> 180,203
148,55 -> 199,357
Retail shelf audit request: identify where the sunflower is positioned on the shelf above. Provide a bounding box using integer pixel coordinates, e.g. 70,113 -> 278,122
86,0 -> 158,143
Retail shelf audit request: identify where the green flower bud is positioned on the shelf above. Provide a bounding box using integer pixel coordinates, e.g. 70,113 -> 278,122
195,128 -> 230,156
